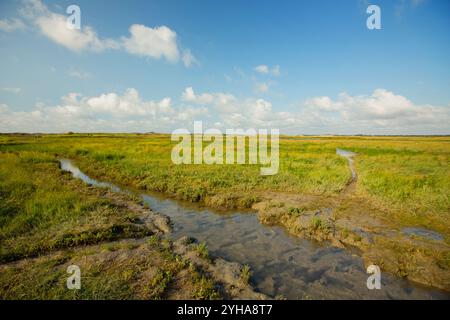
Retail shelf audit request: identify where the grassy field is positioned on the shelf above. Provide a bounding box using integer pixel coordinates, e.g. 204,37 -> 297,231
0,147 -> 262,299
0,133 -> 449,294
1,134 -> 448,234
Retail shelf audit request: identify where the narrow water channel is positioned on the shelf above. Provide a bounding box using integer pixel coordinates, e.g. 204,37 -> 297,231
60,159 -> 449,300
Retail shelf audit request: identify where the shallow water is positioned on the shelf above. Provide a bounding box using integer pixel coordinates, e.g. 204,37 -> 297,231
402,227 -> 444,241
60,159 -> 449,300
336,148 -> 357,158
336,148 -> 357,179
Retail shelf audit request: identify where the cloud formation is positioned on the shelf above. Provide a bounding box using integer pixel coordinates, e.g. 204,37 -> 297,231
300,89 -> 450,134
122,24 -> 180,63
2,87 -> 448,134
0,88 -> 209,133
254,64 -> 281,76
7,0 -> 195,66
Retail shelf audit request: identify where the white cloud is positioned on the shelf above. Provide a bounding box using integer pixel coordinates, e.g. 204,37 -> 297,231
0,87 -> 22,94
0,18 -> 25,32
182,49 -> 198,67
18,0 -> 117,52
254,64 -> 280,76
122,24 -> 179,63
9,0 -> 195,66
300,89 -> 450,134
181,87 -> 294,129
182,87 -> 235,108
254,65 -> 269,74
0,88 -> 211,133
35,13 -> 118,52
1,87 -> 448,134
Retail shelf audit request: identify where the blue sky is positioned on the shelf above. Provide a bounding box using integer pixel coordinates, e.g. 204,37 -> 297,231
0,0 -> 449,134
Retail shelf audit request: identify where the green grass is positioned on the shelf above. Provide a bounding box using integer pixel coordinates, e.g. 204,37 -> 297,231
1,133 -> 449,238
1,133 -> 449,296
0,149 -> 222,299
240,264 -> 251,284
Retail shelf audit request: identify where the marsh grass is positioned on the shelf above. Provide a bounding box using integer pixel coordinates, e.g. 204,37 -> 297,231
1,134 -> 448,239
240,264 -> 252,284
1,134 -> 449,237
195,241 -> 210,260
1,134 -> 449,295
0,148 -> 224,299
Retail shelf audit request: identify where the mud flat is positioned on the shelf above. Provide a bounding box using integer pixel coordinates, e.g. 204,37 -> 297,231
253,149 -> 450,292
60,159 -> 449,299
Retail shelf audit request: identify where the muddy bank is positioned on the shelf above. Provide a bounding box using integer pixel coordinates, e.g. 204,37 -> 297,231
253,148 -> 450,292
59,159 -> 449,299
61,163 -> 268,299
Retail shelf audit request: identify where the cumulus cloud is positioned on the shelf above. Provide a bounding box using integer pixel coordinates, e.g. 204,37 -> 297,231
8,0 -> 195,66
181,87 -> 295,129
300,89 -> 450,134
180,87 -> 450,134
0,88 -> 212,133
19,0 -> 117,52
35,13 -> 118,52
181,87 -> 235,108
254,65 -> 269,74
122,24 -> 179,63
0,88 -> 173,132
1,87 -> 448,134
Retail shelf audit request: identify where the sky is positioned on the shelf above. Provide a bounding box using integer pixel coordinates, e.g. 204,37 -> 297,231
0,0 -> 449,134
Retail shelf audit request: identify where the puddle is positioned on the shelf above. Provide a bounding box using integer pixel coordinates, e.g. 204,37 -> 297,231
336,148 -> 357,158
402,227 -> 444,241
59,159 -> 449,300
336,148 -> 357,180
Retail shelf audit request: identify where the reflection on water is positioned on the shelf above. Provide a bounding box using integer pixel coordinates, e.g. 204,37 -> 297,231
60,159 -> 449,300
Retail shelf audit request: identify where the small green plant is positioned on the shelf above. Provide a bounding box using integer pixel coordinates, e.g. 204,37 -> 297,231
311,216 -> 322,230
147,268 -> 173,299
288,207 -> 305,216
196,242 -> 209,260
147,235 -> 160,246
240,264 -> 251,284
192,274 -> 220,300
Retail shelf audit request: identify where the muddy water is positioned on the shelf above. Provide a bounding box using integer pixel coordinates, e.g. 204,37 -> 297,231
60,159 -> 449,300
